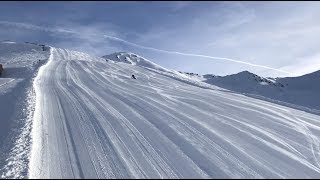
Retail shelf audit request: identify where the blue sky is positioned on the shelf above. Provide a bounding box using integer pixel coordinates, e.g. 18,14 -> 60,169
1,1 -> 320,77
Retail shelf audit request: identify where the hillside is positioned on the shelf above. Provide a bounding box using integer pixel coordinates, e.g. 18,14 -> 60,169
178,69 -> 320,111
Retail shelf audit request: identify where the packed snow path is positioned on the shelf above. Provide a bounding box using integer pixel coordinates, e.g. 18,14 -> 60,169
30,48 -> 320,178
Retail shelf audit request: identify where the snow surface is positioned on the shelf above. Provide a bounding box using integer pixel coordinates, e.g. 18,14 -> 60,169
102,52 -> 170,73
0,41 -> 49,178
198,70 -> 320,111
1,43 -> 320,178
27,48 -> 320,178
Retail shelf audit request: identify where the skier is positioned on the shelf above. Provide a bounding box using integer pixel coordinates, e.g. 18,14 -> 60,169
0,64 -> 3,76
131,74 -> 136,79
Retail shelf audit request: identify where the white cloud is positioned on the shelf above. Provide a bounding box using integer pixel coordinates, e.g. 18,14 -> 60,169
0,20 -> 123,56
281,53 -> 320,76
126,2 -> 320,77
2,2 -> 320,77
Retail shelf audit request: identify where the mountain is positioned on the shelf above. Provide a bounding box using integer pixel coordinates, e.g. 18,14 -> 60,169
102,52 -> 320,110
1,42 -> 320,178
102,52 -> 223,91
102,52 -> 170,72
200,70 -> 320,111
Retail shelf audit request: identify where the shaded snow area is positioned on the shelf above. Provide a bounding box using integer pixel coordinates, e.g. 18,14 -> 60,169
25,48 -> 320,178
183,70 -> 320,112
0,41 -> 50,178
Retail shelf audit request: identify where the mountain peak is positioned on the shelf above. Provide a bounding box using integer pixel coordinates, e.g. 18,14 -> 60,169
233,70 -> 257,77
102,52 -> 146,65
102,52 -> 170,72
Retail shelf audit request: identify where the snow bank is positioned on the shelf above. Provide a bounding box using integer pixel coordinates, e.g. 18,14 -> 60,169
0,41 -> 50,178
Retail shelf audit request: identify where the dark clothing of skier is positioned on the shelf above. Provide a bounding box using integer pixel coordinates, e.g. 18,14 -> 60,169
0,64 -> 3,76
131,74 -> 136,79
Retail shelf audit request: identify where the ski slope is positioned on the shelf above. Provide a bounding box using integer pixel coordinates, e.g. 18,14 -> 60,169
28,48 -> 320,178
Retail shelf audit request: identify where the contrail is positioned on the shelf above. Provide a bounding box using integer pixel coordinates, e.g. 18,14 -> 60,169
0,21 -> 293,75
103,35 -> 293,74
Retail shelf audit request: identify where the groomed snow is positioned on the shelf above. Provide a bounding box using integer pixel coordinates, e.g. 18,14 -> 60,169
27,48 -> 320,178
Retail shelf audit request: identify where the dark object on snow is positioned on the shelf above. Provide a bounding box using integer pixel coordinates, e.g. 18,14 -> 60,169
0,64 -> 3,76
39,45 -> 46,51
131,74 -> 136,79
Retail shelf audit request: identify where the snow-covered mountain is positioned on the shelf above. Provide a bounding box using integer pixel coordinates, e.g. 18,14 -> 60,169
102,52 -> 170,72
101,52 -> 224,91
1,42 -> 320,178
105,53 -> 319,111
200,70 -> 320,111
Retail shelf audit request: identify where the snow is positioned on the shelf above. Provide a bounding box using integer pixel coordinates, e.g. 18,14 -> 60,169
201,70 -> 320,111
102,53 -> 223,91
1,43 -> 320,178
28,48 -> 320,178
259,82 -> 269,85
0,42 -> 50,178
102,52 -> 171,73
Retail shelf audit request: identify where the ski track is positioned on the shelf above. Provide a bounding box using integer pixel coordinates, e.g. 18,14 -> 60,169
29,48 -> 320,178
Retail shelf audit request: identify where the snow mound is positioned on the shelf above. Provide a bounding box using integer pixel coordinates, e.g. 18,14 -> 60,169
0,41 -> 50,178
